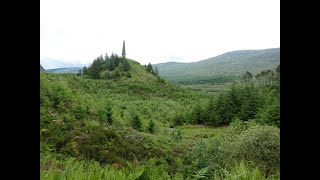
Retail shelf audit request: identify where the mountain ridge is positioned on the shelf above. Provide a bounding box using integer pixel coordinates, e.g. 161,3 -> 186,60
153,48 -> 280,84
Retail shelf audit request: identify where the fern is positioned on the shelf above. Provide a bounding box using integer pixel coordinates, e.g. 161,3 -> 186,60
191,167 -> 209,179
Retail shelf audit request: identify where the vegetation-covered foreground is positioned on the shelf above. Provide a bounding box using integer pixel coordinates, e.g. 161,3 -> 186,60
40,56 -> 280,179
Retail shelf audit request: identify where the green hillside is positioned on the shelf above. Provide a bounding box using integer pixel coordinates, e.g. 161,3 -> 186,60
154,48 -> 280,84
40,56 -> 280,179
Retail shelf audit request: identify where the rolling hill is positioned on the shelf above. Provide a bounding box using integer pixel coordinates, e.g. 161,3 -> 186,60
154,48 -> 280,84
40,57 -> 280,179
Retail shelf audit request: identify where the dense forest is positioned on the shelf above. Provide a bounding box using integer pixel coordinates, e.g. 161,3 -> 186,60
40,52 -> 280,179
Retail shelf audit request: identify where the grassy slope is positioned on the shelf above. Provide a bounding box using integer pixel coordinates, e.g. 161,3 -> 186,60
40,58 -> 212,150
154,48 -> 280,83
40,59 -> 279,179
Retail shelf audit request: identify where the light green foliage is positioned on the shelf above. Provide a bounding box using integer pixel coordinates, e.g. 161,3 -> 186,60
213,122 -> 280,176
235,125 -> 280,175
41,154 -> 146,180
256,89 -> 280,127
214,161 -> 280,180
40,57 -> 280,179
192,167 -> 210,179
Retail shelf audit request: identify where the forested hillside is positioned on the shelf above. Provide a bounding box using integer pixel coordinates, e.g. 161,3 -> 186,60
154,48 -> 279,84
40,52 -> 280,179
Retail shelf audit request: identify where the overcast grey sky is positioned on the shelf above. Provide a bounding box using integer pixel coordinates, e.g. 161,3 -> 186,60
40,0 -> 280,69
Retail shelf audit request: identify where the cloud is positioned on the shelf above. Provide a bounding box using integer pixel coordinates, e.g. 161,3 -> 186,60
41,0 -> 280,68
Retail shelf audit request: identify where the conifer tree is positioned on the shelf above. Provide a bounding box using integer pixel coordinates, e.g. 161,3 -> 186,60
147,63 -> 153,73
190,103 -> 203,124
106,111 -> 112,125
132,115 -> 142,131
206,97 -> 215,124
83,66 -> 87,75
147,119 -> 155,134
87,58 -> 102,79
238,86 -> 260,121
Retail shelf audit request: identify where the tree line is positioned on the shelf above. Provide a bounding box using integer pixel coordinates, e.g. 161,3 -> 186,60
174,64 -> 280,127
79,52 -> 131,79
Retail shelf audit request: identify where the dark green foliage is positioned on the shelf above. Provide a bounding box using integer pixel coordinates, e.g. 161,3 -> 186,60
190,103 -> 204,124
214,94 -> 230,125
85,52 -> 131,80
256,89 -> 280,127
238,86 -> 262,121
205,97 -> 215,124
257,100 -> 280,127
146,63 -> 153,74
132,115 -> 142,131
126,72 -> 132,78
241,71 -> 253,85
147,119 -> 155,134
87,57 -> 104,79
106,109 -> 113,125
184,70 -> 279,127
157,76 -> 165,83
83,66 -> 87,75
77,69 -> 82,76
173,114 -> 186,126
255,69 -> 276,86
225,84 -> 241,118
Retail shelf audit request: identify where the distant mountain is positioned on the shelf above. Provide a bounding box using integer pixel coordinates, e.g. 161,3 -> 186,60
40,57 -> 85,70
154,48 -> 280,84
40,64 -> 46,71
46,67 -> 82,73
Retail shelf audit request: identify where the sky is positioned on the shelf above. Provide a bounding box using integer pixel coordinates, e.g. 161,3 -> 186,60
40,0 -> 280,69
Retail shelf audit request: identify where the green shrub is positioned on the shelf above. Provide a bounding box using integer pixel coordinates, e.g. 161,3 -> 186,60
215,123 -> 280,176
234,125 -> 280,176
